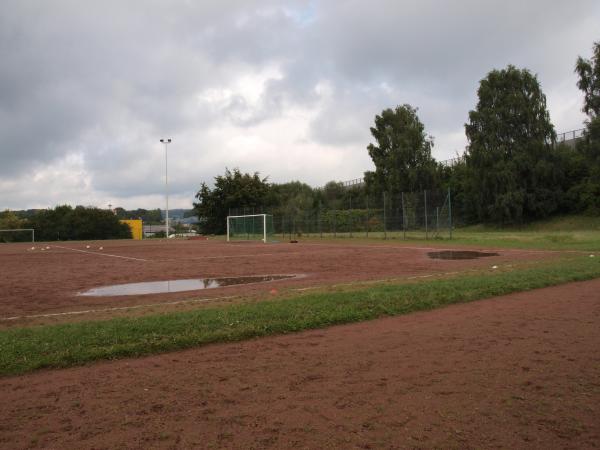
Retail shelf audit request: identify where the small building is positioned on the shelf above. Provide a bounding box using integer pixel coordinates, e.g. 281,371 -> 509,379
120,219 -> 143,240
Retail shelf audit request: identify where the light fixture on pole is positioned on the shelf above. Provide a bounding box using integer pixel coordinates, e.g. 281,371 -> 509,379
160,138 -> 172,238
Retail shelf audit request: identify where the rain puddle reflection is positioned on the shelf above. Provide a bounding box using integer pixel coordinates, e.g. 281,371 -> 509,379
79,275 -> 297,297
428,251 -> 499,260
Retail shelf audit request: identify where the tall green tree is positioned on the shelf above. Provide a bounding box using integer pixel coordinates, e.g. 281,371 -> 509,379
576,41 -> 600,118
0,210 -> 26,229
364,105 -> 437,195
28,206 -> 131,241
317,181 -> 346,210
193,168 -> 270,234
114,207 -> 163,224
571,41 -> 600,214
268,181 -> 316,221
0,210 -> 28,242
464,65 -> 560,223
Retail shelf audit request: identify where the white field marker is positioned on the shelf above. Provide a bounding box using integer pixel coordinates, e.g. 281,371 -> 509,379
52,245 -> 148,262
0,295 -> 238,321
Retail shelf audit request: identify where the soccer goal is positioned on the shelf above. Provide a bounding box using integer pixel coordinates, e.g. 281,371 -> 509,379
227,214 -> 274,243
0,228 -> 35,243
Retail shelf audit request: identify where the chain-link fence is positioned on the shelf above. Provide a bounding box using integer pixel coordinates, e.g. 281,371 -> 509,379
230,189 -> 454,240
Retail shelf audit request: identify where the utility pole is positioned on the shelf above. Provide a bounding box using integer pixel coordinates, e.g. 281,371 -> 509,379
160,138 -> 172,238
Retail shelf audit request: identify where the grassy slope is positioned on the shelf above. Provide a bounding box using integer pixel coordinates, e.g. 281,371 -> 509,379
293,215 -> 600,251
448,215 -> 600,251
1,255 -> 599,377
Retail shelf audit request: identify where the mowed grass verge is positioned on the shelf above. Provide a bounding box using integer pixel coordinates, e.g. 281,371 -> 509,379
299,215 -> 600,251
1,255 -> 599,377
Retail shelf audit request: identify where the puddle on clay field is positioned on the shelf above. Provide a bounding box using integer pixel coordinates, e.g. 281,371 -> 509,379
428,250 -> 499,260
79,275 -> 297,297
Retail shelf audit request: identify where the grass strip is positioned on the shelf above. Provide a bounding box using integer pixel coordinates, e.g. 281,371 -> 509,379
302,230 -> 600,251
1,255 -> 599,377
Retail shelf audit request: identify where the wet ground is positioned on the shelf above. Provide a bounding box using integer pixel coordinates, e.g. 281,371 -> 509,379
428,250 -> 499,260
0,239 -> 556,324
1,279 -> 598,449
79,275 -> 298,296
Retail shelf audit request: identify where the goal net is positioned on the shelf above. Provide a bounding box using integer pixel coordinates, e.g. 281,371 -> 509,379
227,214 -> 274,243
0,228 -> 35,243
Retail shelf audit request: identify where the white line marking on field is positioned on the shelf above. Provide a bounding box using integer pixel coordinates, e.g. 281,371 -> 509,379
53,245 -> 149,262
159,252 -> 302,262
0,295 -> 238,321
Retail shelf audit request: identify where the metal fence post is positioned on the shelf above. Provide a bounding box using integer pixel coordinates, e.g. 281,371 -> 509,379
448,187 -> 453,239
333,211 -> 337,238
383,192 -> 387,240
349,195 -> 353,238
366,196 -> 369,238
401,192 -> 406,240
319,206 -> 322,239
424,190 -> 428,240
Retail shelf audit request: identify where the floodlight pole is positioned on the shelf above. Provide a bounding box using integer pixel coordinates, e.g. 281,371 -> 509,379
160,138 -> 172,239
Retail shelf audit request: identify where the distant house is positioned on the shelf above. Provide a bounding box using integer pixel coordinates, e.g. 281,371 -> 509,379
143,224 -> 173,237
143,222 -> 198,238
172,215 -> 200,226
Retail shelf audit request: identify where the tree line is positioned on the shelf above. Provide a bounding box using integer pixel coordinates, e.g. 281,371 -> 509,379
195,41 -> 600,233
0,206 -> 131,242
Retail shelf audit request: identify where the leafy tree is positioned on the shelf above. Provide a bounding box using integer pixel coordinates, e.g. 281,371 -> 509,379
28,206 -> 131,241
464,65 -> 559,223
193,168 -> 270,234
364,105 -> 437,195
0,210 -> 28,242
0,210 -> 26,229
114,207 -> 162,224
576,41 -> 600,118
570,42 -> 600,215
268,181 -> 316,221
316,181 -> 346,210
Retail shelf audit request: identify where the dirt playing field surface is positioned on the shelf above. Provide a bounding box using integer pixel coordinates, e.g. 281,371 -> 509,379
1,278 -> 599,449
0,239 -> 558,324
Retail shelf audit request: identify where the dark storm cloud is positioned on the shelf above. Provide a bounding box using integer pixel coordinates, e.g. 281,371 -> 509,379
0,0 -> 598,209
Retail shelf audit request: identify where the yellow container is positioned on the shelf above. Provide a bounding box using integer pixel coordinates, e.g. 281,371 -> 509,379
120,219 -> 143,240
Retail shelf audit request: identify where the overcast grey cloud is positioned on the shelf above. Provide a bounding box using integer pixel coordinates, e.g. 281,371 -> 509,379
0,0 -> 598,210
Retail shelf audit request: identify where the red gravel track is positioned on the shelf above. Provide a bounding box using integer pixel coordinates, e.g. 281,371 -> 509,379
1,279 -> 599,449
0,239 -> 555,320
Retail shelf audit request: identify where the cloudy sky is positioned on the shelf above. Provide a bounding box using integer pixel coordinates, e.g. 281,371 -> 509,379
1,1 -> 599,210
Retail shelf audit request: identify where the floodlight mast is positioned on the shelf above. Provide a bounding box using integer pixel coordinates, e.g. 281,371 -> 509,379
160,138 -> 172,239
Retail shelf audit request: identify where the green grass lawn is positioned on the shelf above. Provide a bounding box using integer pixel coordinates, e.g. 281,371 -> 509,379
447,215 -> 600,251
273,215 -> 600,251
1,254 -> 599,377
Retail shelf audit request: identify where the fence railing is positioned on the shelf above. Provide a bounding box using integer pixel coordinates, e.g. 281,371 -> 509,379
326,127 -> 585,190
556,128 -> 585,143
233,189 -> 454,241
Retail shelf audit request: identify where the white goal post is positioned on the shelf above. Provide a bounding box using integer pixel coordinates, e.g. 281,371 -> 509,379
226,214 -> 273,243
0,228 -> 35,243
